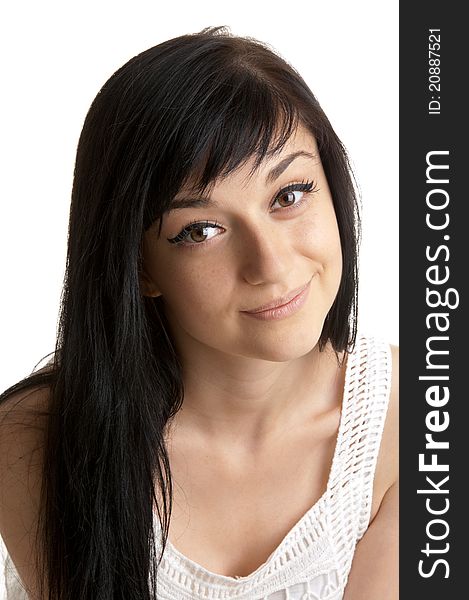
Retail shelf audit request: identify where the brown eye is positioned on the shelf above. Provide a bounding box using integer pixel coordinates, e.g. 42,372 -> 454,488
167,220 -> 224,245
277,191 -> 297,207
190,227 -> 209,243
270,180 -> 318,212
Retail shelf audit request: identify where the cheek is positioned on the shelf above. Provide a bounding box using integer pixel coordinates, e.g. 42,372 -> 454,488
298,209 -> 342,266
325,224 -> 343,285
154,251 -> 232,320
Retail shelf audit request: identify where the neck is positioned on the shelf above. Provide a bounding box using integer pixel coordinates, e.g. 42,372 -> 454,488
166,339 -> 345,452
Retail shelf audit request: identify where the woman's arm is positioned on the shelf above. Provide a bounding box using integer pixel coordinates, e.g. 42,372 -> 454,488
0,387 -> 49,600
343,480 -> 399,599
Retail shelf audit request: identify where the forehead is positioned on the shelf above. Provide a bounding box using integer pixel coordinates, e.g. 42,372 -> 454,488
176,124 -> 319,197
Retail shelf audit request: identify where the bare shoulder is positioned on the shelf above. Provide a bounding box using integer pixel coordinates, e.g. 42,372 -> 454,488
0,383 -> 50,450
0,384 -> 51,598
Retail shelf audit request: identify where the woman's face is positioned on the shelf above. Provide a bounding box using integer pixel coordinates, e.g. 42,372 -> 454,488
141,124 -> 343,363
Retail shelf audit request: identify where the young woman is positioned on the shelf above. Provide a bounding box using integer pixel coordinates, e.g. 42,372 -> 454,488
0,26 -> 398,600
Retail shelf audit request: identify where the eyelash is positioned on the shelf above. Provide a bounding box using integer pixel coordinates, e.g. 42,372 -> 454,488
167,179 -> 319,247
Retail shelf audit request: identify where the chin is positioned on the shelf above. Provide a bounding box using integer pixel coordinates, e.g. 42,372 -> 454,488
241,326 -> 323,363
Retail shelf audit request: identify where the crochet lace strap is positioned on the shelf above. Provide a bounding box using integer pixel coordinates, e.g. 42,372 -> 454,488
326,334 -> 393,585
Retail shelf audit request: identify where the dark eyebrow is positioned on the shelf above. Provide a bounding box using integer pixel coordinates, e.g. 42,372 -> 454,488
264,150 -> 317,184
168,150 -> 317,211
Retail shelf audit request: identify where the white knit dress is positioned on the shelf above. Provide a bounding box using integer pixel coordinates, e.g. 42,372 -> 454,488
2,333 -> 393,600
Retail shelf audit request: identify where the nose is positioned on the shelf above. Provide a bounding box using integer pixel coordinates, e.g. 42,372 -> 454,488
238,221 -> 293,286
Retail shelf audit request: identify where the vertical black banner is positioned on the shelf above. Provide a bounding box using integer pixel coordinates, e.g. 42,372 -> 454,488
400,2 -> 467,597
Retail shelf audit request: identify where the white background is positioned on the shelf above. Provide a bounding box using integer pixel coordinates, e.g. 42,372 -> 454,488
0,0 -> 398,397
1,1 -> 398,592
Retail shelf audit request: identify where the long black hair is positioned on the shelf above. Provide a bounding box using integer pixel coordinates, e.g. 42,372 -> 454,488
0,26 -> 360,599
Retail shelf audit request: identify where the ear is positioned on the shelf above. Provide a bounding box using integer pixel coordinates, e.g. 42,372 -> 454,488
139,268 -> 162,298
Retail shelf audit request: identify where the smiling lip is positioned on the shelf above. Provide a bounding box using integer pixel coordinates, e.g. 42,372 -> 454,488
241,278 -> 312,320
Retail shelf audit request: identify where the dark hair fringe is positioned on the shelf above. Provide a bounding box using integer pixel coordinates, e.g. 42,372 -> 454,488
0,25 -> 360,599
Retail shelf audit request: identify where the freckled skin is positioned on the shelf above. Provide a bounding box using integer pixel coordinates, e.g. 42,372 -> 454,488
141,125 -> 343,366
